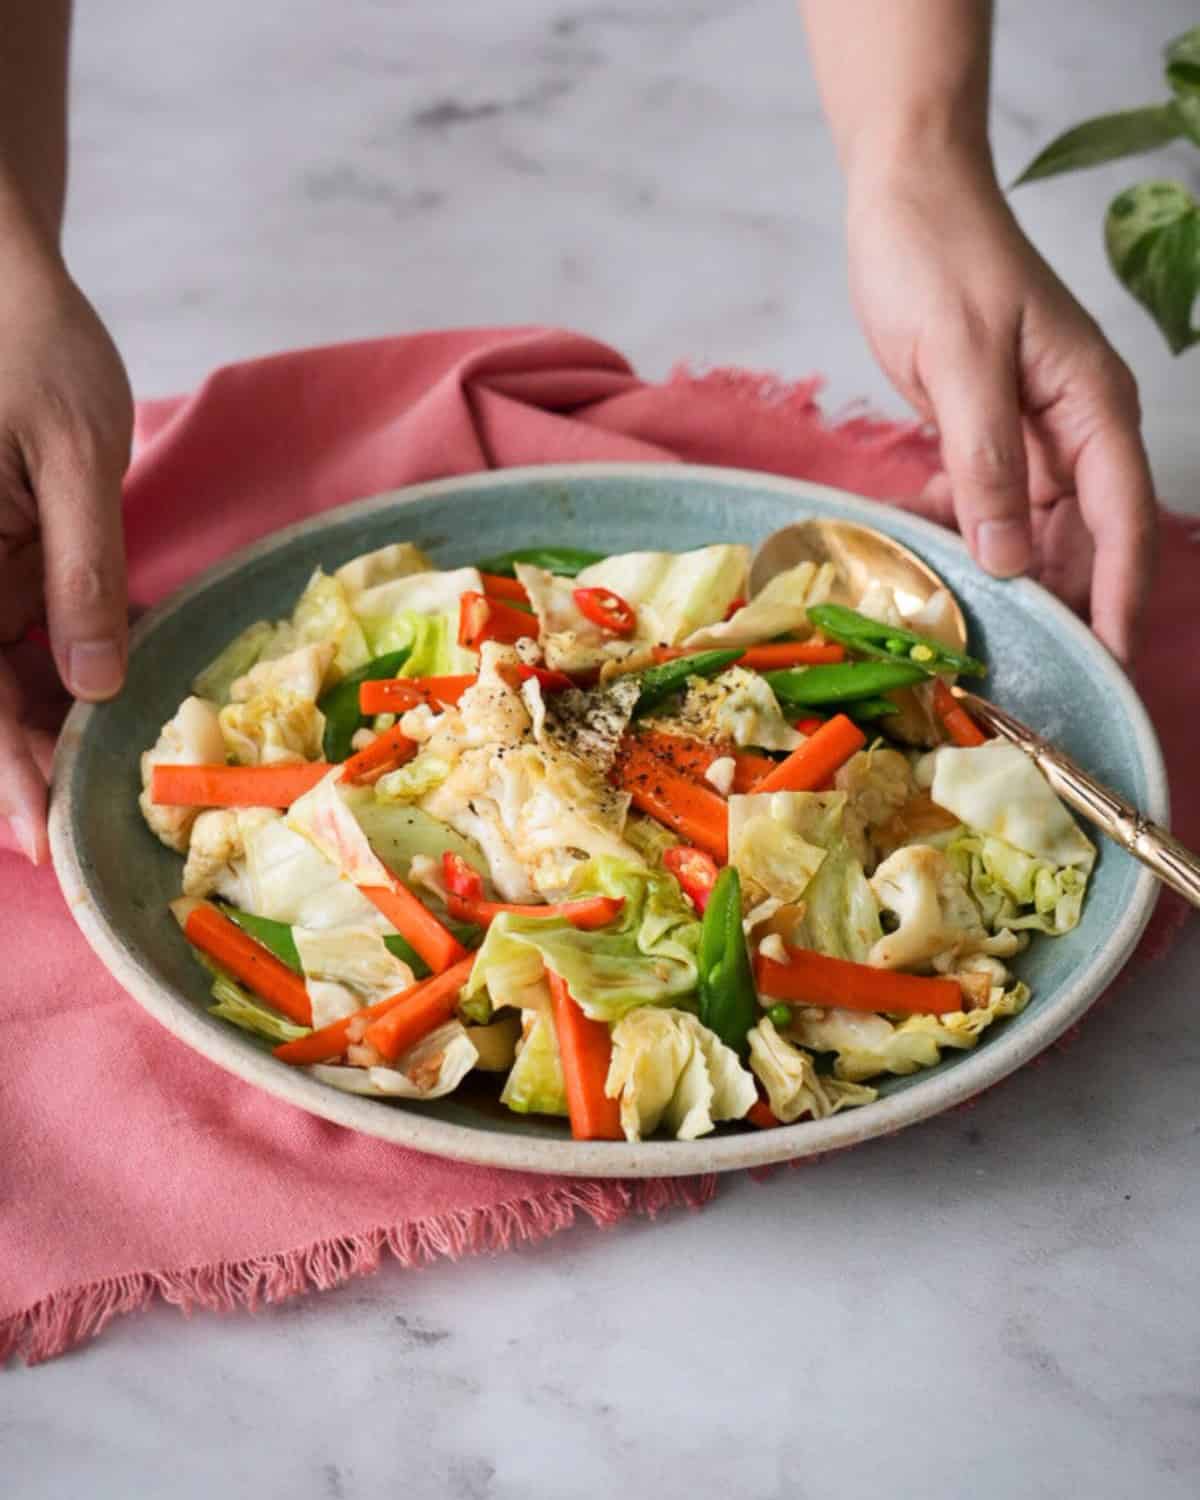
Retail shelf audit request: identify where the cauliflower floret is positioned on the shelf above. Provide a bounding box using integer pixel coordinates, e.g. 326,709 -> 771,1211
230,641 -> 335,704
138,695 -> 226,853
836,748 -> 916,831
182,809 -> 244,899
868,844 -> 991,969
220,690 -> 325,765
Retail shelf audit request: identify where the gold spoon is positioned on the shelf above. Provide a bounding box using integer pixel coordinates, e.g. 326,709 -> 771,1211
751,518 -> 1200,909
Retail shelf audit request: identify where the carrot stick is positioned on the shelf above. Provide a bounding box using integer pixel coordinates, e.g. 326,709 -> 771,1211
737,642 -> 845,669
362,955 -> 476,1063
273,988 -> 413,1065
548,971 -> 624,1141
932,678 -> 987,748
613,738 -> 729,861
339,724 -> 419,785
754,946 -> 962,1016
358,679 -> 428,714
151,762 -> 329,808
177,900 -> 312,1025
445,894 -> 624,931
634,730 -> 774,796
649,642 -> 844,667
754,714 -> 865,793
360,882 -> 468,974
479,572 -> 531,605
746,1098 -> 781,1129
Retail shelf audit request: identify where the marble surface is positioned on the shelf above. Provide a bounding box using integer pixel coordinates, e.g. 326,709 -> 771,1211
8,1 -> 1200,1494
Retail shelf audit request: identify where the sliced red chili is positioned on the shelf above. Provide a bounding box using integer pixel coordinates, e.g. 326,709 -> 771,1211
662,844 -> 720,915
723,596 -> 746,621
573,586 -> 637,637
442,851 -> 485,903
458,591 -> 538,650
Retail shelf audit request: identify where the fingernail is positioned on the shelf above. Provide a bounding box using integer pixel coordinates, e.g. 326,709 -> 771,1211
67,639 -> 124,699
977,519 -> 1033,578
4,814 -> 42,865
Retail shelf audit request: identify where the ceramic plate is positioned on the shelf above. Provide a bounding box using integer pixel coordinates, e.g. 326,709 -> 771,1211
50,464 -> 1167,1177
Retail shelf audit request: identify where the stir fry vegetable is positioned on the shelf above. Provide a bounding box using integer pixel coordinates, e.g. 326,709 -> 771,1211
144,527 -> 1094,1142
806,603 -> 986,678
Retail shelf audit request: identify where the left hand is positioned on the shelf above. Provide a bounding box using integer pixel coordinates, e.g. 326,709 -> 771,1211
846,150 -> 1157,664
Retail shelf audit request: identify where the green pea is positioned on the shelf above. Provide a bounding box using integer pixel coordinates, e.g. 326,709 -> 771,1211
766,1003 -> 793,1029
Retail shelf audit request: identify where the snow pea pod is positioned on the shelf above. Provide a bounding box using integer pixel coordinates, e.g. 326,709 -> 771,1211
697,866 -> 758,1055
473,545 -> 606,579
319,648 -> 412,763
765,660 -> 928,706
806,603 -> 986,678
634,649 -> 743,715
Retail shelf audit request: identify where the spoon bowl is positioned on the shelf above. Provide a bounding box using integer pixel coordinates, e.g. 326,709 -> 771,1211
750,517 -> 969,653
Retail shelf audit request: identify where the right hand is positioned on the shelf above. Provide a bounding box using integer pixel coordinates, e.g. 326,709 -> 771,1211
0,255 -> 133,864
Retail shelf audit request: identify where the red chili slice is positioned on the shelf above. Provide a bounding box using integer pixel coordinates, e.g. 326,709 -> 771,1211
573,586 -> 637,637
442,851 -> 485,903
662,844 -> 720,914
723,596 -> 746,621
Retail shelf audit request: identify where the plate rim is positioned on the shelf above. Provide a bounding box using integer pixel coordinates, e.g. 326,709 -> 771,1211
49,461 -> 1168,1178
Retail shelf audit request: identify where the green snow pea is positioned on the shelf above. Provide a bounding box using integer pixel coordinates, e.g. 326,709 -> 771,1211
635,649 -> 743,715
697,866 -> 758,1055
806,603 -> 986,678
765,660 -> 928,706
318,648 -> 412,763
473,545 -> 606,579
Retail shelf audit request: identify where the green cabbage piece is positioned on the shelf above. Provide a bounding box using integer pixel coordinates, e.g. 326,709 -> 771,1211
682,559 -> 836,648
741,791 -> 882,962
192,620 -> 279,705
351,794 -> 489,881
501,1011 -> 568,1117
289,569 -> 371,679
606,1007 -> 757,1140
375,754 -> 453,803
787,981 -> 1031,1083
728,790 -> 829,902
622,813 -> 682,866
747,1018 -> 877,1121
573,544 -> 749,645
208,971 -> 311,1044
465,855 -> 702,1023
358,608 -> 476,678
947,832 -> 1090,935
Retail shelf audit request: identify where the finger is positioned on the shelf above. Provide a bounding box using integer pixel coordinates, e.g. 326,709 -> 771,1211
1032,495 -> 1093,617
923,339 -> 1034,578
0,535 -> 44,642
1073,413 -> 1157,663
32,423 -> 128,701
0,658 -> 49,864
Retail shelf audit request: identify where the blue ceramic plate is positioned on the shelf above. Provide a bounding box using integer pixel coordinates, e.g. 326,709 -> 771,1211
49,464 -> 1167,1177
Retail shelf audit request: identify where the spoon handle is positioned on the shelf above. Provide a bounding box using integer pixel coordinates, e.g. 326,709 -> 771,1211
955,690 -> 1200,911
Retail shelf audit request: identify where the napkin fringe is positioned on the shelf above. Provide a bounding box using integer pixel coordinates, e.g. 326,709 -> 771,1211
2,1174 -> 715,1365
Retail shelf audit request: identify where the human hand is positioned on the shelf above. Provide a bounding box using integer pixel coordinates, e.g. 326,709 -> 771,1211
845,149 -> 1156,663
0,256 -> 133,864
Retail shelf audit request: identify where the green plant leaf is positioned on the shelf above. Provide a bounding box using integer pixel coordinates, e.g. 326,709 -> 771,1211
1105,180 -> 1200,353
1165,25 -> 1200,97
1013,104 -> 1183,185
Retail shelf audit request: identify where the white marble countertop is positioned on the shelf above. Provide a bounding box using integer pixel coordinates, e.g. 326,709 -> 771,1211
9,2 -> 1199,1494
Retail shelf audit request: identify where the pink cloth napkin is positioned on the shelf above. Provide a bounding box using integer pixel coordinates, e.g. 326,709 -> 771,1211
2,326 -> 1194,1365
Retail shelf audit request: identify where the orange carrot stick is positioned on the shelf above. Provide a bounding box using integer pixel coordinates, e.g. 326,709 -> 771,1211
754,946 -> 962,1016
613,738 -> 729,861
479,572 -> 531,605
273,988 -> 413,1065
360,882 -> 468,974
359,674 -> 478,714
548,971 -> 624,1141
633,730 -> 774,795
445,894 -> 624,931
754,714 -> 865,793
151,762 -> 329,808
932,678 -> 987,748
339,724 -> 419,785
362,955 -> 476,1063
178,900 -> 312,1025
746,1098 -> 781,1129
649,642 -> 844,667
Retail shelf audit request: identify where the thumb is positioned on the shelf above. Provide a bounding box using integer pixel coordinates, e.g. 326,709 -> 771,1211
924,341 -> 1033,578
33,424 -> 129,701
